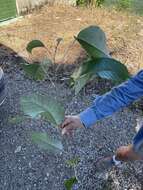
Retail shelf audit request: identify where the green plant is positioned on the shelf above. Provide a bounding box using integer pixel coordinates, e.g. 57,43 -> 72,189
76,0 -> 104,6
23,25 -> 130,95
103,0 -> 143,15
76,0 -> 87,6
104,0 -> 131,10
64,177 -> 78,190
131,0 -> 143,15
18,25 -> 130,189
66,157 -> 80,168
71,25 -> 130,94
96,0 -> 105,6
22,38 -> 75,81
19,93 -> 78,189
117,0 -> 131,10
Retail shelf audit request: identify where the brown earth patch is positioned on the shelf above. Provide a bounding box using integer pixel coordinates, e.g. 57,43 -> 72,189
0,5 -> 143,73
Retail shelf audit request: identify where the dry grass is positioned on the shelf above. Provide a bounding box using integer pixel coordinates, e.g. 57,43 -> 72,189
0,5 -> 143,73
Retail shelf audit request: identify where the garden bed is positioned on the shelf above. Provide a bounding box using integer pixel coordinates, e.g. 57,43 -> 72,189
0,56 -> 142,189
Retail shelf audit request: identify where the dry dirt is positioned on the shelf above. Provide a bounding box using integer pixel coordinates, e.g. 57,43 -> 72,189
0,5 -> 143,73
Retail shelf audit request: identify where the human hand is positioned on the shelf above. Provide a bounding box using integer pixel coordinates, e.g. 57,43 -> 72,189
60,115 -> 84,136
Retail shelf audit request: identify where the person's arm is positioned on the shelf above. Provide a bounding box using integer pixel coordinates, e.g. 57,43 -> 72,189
80,70 -> 143,128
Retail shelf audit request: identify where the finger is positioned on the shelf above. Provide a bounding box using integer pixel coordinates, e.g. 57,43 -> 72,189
62,128 -> 74,136
61,117 -> 72,128
61,125 -> 74,135
65,116 -> 70,119
62,128 -> 67,135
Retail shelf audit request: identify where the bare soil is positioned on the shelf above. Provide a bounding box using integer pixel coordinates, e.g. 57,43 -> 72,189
0,5 -> 143,72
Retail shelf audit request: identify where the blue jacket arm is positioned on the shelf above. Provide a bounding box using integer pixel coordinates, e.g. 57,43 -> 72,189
79,70 -> 143,128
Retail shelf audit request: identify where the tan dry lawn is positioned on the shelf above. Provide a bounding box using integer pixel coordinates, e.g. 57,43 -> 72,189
0,5 -> 143,73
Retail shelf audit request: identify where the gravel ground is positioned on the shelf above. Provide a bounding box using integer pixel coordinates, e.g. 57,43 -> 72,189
0,57 -> 143,190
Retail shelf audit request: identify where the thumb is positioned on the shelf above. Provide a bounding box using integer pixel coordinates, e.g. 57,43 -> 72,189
62,128 -> 74,136
62,127 -> 68,136
61,126 -> 73,135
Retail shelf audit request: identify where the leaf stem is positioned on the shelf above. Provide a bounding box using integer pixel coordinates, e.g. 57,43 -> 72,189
45,47 -> 53,59
47,73 -> 56,89
53,39 -> 63,64
60,39 -> 76,64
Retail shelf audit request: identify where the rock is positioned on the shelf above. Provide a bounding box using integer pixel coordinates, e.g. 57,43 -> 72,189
14,146 -> 22,153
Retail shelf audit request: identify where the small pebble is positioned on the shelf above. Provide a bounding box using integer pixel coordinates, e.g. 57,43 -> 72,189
14,146 -> 22,153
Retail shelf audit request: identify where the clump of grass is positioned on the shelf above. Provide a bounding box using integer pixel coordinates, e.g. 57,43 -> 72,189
130,0 -> 143,15
76,0 -> 143,15
76,0 -> 104,7
103,0 -> 143,15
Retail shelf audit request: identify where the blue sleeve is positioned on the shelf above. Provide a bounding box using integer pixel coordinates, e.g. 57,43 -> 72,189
79,70 -> 143,128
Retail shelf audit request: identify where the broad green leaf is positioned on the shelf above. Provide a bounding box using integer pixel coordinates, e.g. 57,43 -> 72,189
72,58 -> 130,94
71,60 -> 97,93
41,112 -> 57,126
70,66 -> 84,87
22,58 -> 52,81
9,115 -> 28,124
64,177 -> 78,190
70,67 -> 82,83
71,59 -> 94,83
22,63 -> 45,80
26,40 -> 45,53
20,94 -> 65,126
74,73 -> 92,95
76,26 -> 109,58
31,132 -> 63,153
66,157 -> 80,168
94,58 -> 130,82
